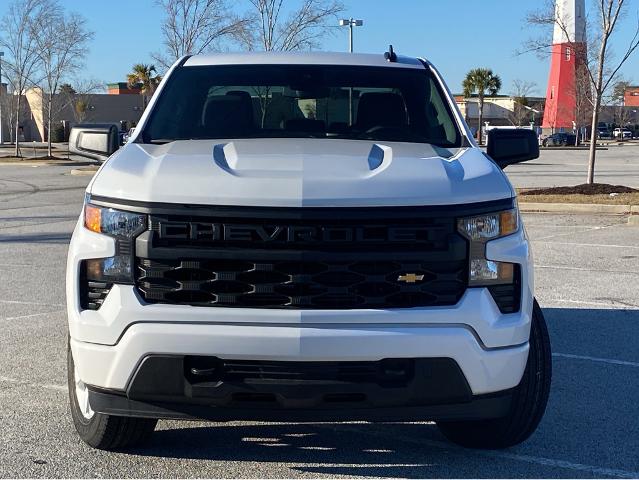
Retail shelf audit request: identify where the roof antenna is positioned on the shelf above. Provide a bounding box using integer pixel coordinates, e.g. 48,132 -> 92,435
384,45 -> 397,62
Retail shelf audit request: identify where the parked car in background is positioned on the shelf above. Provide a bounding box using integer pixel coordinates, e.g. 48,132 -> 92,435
542,132 -> 577,147
597,128 -> 612,139
613,128 -> 632,139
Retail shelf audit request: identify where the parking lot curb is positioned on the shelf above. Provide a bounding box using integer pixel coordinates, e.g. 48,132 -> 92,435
0,160 -> 95,167
519,202 -> 632,214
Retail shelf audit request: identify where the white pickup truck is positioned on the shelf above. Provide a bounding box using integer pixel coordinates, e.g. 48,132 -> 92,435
66,50 -> 550,451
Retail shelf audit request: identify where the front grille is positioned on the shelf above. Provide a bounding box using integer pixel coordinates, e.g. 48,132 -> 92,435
134,206 -> 470,309
137,257 -> 467,308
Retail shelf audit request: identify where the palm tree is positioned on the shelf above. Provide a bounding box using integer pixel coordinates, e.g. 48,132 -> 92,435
127,64 -> 161,107
462,68 -> 502,144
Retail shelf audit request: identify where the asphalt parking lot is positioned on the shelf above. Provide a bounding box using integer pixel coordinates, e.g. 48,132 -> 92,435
1,164 -> 638,478
506,145 -> 639,189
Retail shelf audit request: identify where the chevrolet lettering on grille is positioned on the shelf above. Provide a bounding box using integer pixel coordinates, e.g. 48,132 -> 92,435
158,222 -> 436,244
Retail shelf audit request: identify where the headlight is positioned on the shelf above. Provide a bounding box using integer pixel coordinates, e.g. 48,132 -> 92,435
82,199 -> 146,287
458,209 -> 518,241
458,207 -> 519,286
84,203 -> 146,238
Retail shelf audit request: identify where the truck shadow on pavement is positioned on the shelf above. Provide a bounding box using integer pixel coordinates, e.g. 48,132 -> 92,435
134,421 -> 469,477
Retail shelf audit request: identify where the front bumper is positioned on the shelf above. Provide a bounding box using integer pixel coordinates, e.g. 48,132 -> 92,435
86,355 -> 515,422
67,218 -> 534,407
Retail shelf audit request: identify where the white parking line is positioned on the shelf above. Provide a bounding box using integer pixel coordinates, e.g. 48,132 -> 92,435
483,450 -> 639,479
328,425 -> 639,478
541,298 -> 638,308
533,241 -> 639,250
0,376 -> 67,391
0,310 -> 65,321
0,263 -> 61,268
553,353 -> 639,367
0,299 -> 65,307
533,223 -> 621,241
536,264 -> 639,275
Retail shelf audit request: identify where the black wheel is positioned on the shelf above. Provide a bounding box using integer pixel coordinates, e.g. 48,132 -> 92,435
68,341 -> 157,450
437,299 -> 551,449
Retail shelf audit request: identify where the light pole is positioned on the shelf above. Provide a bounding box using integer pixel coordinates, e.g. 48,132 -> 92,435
339,19 -> 363,125
0,51 -> 4,145
339,18 -> 363,53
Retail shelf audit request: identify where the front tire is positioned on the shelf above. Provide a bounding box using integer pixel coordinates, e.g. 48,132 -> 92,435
68,341 -> 157,450
437,299 -> 551,449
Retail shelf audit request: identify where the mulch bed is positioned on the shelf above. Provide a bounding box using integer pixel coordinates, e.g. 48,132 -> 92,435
521,183 -> 639,195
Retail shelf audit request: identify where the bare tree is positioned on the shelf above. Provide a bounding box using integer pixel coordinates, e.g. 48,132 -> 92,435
31,1 -> 93,157
62,78 -> 103,123
0,70 -> 28,143
572,64 -> 594,145
0,0 -> 45,156
233,1 -> 343,127
526,0 -> 639,183
582,1 -> 639,182
610,79 -> 632,138
152,0 -> 249,70
509,79 -> 538,126
241,0 -> 344,51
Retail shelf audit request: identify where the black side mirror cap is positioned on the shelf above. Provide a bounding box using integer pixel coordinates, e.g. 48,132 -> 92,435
69,123 -> 120,162
487,128 -> 539,169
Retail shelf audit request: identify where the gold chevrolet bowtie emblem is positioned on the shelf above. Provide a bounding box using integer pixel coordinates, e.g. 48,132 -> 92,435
397,273 -> 425,283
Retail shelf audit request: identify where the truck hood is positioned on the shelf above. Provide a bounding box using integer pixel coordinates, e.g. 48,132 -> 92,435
89,138 -> 513,207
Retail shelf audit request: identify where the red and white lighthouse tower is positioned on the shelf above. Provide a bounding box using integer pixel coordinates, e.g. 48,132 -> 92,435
542,0 -> 586,132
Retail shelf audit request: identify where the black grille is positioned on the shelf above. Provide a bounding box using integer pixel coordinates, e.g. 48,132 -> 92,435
137,257 -> 467,308
134,207 -> 469,309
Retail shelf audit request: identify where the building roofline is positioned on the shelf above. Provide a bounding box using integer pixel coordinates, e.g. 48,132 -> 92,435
454,95 -> 546,101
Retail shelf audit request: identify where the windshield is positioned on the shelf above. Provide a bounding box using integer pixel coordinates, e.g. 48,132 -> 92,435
140,64 -> 462,147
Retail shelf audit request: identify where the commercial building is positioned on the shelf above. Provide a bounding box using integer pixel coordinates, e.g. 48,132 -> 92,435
454,95 -> 545,134
624,86 -> 639,107
0,84 -> 145,143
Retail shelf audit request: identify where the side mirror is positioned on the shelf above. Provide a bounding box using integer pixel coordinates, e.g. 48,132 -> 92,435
487,128 -> 539,169
69,124 -> 120,162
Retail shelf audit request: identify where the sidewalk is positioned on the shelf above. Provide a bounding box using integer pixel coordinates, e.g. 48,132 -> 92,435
0,142 -> 90,164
